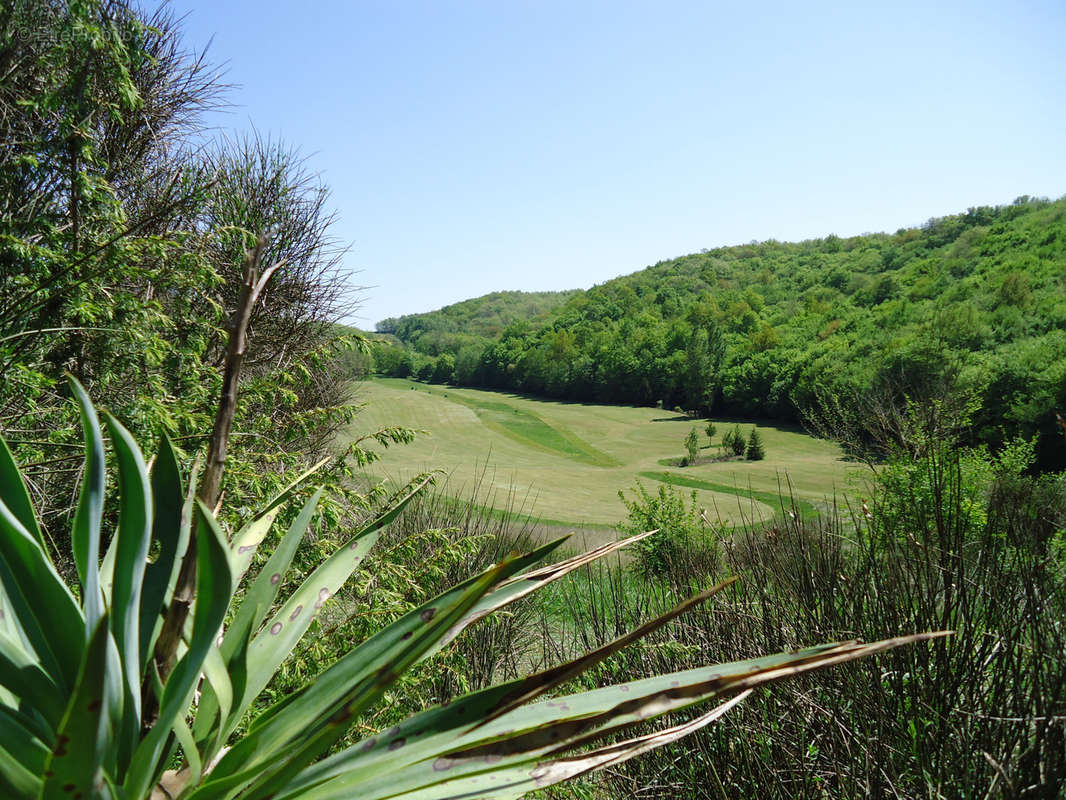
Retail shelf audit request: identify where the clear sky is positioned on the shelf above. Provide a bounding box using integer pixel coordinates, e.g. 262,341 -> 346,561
167,0 -> 1066,328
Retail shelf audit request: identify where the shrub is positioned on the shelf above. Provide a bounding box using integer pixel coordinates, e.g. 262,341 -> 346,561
431,353 -> 456,384
415,359 -> 435,382
720,427 -> 735,453
617,482 -> 723,591
705,420 -> 717,446
684,426 -> 700,465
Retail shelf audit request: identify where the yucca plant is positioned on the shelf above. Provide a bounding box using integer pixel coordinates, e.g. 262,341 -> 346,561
0,380 -> 945,799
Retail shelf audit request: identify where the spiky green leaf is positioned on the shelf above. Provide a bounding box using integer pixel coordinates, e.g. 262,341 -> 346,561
276,635 -> 945,800
124,502 -> 232,799
103,413 -> 153,768
224,476 -> 430,745
138,434 -> 189,673
69,377 -> 106,631
0,630 -> 65,728
39,615 -> 115,800
227,458 -> 329,589
0,497 -> 83,690
193,487 -> 325,758
0,432 -> 43,552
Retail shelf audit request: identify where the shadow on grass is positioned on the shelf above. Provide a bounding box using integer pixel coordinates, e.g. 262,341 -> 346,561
638,470 -> 820,521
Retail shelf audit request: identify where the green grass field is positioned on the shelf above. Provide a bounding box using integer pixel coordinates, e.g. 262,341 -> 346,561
346,378 -> 859,529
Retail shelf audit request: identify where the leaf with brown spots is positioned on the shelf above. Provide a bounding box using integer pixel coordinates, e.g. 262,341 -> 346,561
267,633 -> 947,800
39,614 -> 116,800
194,487 -> 325,762
227,458 -> 330,590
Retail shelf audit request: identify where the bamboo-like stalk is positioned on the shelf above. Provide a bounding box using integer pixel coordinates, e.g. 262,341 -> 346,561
144,230 -> 283,725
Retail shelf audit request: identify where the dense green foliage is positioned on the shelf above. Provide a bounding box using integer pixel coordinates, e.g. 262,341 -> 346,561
0,1 -> 367,547
722,424 -> 746,457
382,197 -> 1066,469
375,290 -> 579,379
617,482 -> 714,583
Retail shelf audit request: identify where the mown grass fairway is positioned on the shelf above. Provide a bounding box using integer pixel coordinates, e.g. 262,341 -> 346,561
348,378 -> 857,528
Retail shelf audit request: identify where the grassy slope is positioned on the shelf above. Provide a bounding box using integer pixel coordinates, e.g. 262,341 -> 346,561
348,378 -> 856,528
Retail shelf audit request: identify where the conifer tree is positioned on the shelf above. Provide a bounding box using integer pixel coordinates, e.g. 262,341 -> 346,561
746,426 -> 766,460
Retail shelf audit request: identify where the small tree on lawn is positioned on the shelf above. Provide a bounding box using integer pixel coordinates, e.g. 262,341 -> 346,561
705,420 -> 717,448
746,426 -> 766,460
720,427 -> 734,455
730,424 -> 747,456
684,426 -> 700,466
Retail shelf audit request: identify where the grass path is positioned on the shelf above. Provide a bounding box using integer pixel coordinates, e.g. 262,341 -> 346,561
346,378 -> 856,528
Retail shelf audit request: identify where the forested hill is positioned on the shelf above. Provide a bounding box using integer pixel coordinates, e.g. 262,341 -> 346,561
375,196 -> 1066,466
376,290 -> 580,348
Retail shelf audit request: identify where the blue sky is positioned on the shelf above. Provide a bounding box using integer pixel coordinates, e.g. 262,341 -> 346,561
168,0 -> 1066,328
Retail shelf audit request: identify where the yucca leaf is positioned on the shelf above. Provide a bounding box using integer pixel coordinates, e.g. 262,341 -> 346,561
228,457 -> 329,589
192,487 -> 325,759
225,487 -> 325,664
0,432 -> 43,650
144,657 -> 204,792
195,644 -> 233,769
171,711 -> 203,789
0,630 -> 65,728
474,577 -> 739,731
0,431 -> 43,553
268,578 -> 735,798
432,530 -> 655,656
103,413 -> 154,769
0,497 -> 84,690
218,475 -> 431,749
0,702 -> 53,775
138,434 -> 189,673
279,634 -> 944,800
39,614 -> 115,800
377,693 -> 752,800
0,583 -> 20,658
124,502 -> 232,799
69,377 -> 107,631
197,557 -> 519,800
247,535 -> 566,749
0,743 -> 41,800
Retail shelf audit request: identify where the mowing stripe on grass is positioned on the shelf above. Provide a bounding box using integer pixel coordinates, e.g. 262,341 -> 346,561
637,471 -> 819,521
422,388 -> 620,467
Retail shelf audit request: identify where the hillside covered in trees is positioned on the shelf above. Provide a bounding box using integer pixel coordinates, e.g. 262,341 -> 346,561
376,196 -> 1066,468
373,289 -> 578,382
375,289 -> 577,364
